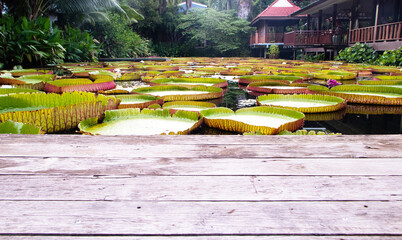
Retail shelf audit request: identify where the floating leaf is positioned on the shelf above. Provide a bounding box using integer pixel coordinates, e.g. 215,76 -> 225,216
45,79 -> 116,93
114,94 -> 163,109
132,85 -> 224,102
239,75 -> 303,85
150,78 -> 227,88
200,106 -> 304,135
257,94 -> 347,113
79,108 -> 202,135
0,92 -> 120,133
308,85 -> 402,105
163,101 -> 216,114
247,81 -> 309,94
0,120 -> 42,134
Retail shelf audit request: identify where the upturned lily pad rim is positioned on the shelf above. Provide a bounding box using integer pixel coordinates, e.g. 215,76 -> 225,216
150,77 -> 228,88
114,94 -> 164,109
200,106 -> 305,135
257,94 -> 347,113
308,85 -> 402,105
79,108 -> 202,135
132,85 -> 224,102
0,120 -> 42,134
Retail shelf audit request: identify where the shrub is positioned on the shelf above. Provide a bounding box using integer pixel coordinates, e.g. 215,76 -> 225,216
267,45 -> 279,59
0,16 -> 65,68
375,47 -> 402,66
335,43 -> 378,64
62,25 -> 100,62
91,13 -> 150,58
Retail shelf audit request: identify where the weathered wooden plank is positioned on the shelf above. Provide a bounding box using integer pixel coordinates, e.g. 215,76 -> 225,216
2,236 -> 402,240
1,175 -> 400,201
1,156 -> 401,175
1,201 -> 401,234
0,135 -> 401,158
1,134 -> 400,145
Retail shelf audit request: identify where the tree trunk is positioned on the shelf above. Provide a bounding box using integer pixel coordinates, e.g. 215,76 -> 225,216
237,0 -> 251,19
185,0 -> 192,14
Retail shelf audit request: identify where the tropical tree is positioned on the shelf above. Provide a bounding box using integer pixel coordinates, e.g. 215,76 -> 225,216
177,8 -> 253,56
0,0 -> 143,24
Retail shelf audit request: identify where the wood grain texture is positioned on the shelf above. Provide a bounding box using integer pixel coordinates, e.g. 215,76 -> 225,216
0,175 -> 401,201
0,134 -> 401,238
1,201 -> 402,235
0,135 -> 401,158
2,237 -> 402,240
1,157 -> 401,175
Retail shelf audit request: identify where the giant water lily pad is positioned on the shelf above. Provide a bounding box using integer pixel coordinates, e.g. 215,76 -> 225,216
132,85 -> 224,101
0,88 -> 42,95
150,78 -> 228,88
163,101 -> 216,114
257,94 -> 346,113
246,81 -> 309,94
0,92 -> 120,133
79,108 -> 202,135
114,94 -> 163,109
313,70 -> 357,80
200,106 -> 304,135
238,75 -> 304,85
0,120 -> 42,134
358,80 -> 402,88
45,79 -> 115,93
373,75 -> 402,81
308,85 -> 402,105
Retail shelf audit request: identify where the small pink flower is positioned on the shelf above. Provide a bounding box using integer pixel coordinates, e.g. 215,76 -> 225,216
327,79 -> 341,88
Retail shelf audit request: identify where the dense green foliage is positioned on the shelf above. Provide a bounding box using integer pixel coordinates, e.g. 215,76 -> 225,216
62,25 -> 100,62
267,45 -> 279,59
177,9 -> 253,56
336,44 -> 402,66
335,43 -> 378,64
375,47 -> 402,66
0,16 -> 65,68
90,13 -> 150,58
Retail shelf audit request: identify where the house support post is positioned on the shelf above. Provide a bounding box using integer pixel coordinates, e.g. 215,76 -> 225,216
332,4 -> 338,32
373,0 -> 380,42
318,10 -> 323,31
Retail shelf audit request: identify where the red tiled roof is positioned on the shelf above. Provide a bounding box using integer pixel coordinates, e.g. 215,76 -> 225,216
251,0 -> 301,23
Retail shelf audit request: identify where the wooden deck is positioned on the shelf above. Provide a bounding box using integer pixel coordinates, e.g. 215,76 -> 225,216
0,134 -> 401,239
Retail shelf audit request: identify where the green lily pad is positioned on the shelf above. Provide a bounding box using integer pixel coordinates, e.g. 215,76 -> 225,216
308,85 -> 402,105
114,94 -> 164,109
0,120 -> 42,134
132,85 -> 224,102
200,106 -> 305,135
0,92 -> 120,133
79,108 -> 202,135
257,94 -> 347,113
239,75 -> 304,85
313,70 -> 357,80
246,81 -> 309,94
163,101 -> 216,113
45,79 -> 116,93
0,88 -> 42,95
150,78 -> 228,88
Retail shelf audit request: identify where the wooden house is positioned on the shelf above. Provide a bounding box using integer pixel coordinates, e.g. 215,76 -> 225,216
249,0 -> 306,57
289,0 -> 402,57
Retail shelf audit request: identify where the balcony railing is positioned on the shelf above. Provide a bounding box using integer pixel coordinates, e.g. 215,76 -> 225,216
349,21 -> 402,43
250,33 -> 285,45
283,30 -> 347,46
